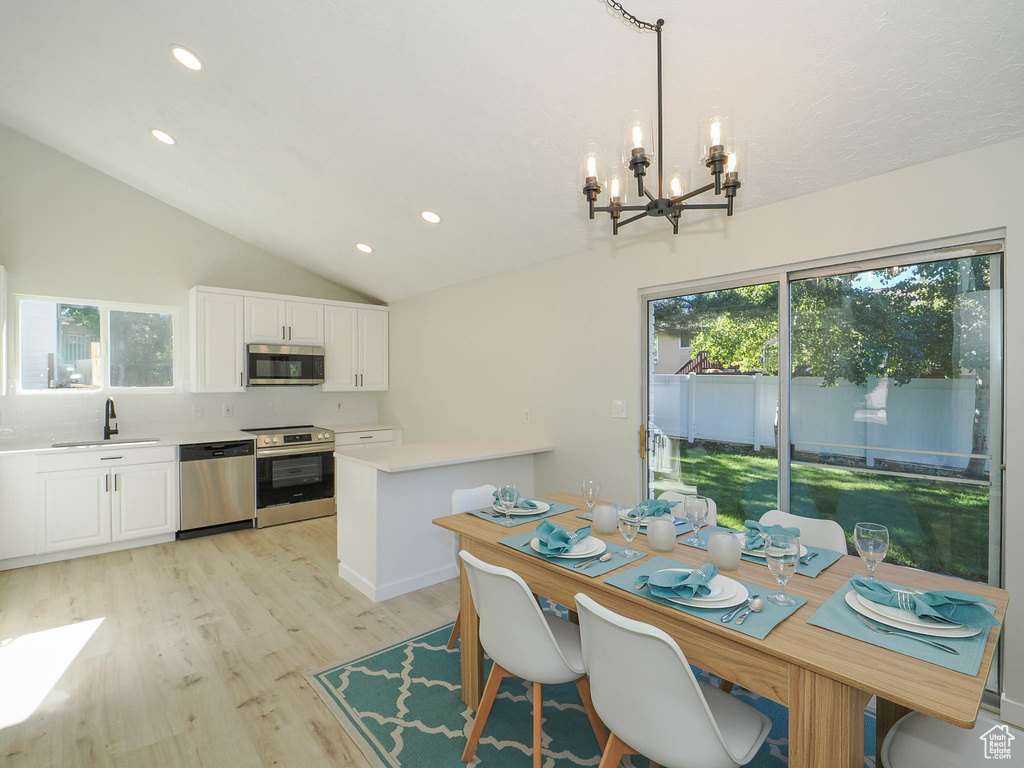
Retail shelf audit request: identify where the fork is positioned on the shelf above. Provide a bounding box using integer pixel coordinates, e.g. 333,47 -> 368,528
854,613 -> 959,654
799,551 -> 818,566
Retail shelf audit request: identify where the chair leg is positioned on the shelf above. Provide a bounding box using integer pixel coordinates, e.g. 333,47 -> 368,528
719,680 -> 735,694
447,610 -> 461,650
650,761 -> 660,768
533,681 -> 543,768
461,663 -> 506,762
575,676 -> 607,749
597,733 -> 629,768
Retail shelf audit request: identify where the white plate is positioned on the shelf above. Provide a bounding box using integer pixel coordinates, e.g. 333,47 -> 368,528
530,535 -> 606,559
668,579 -> 749,610
647,568 -> 734,601
742,542 -> 809,559
637,515 -> 685,530
844,591 -> 981,638
854,591 -> 963,630
492,500 -> 551,516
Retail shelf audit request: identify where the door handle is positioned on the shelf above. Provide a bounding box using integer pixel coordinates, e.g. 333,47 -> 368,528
639,424 -> 646,459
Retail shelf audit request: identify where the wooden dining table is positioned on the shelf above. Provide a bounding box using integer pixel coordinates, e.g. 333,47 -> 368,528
433,492 -> 1010,768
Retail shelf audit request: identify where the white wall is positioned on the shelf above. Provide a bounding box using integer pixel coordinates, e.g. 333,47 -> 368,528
381,136 -> 1024,717
0,123 -> 380,441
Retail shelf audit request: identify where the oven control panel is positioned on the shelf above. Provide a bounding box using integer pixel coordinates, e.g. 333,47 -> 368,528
254,428 -> 336,447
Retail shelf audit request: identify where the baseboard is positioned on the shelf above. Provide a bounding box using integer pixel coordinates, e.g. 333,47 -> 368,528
1001,693 -> 1024,728
336,561 -> 458,604
0,533 -> 176,572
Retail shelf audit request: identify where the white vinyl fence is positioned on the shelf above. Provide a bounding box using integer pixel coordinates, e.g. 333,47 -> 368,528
650,374 -> 982,472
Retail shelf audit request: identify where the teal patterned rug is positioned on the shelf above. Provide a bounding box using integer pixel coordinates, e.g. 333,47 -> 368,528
306,620 -> 877,767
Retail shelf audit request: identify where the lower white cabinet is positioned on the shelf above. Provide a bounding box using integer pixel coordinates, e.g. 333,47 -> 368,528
35,447 -> 179,555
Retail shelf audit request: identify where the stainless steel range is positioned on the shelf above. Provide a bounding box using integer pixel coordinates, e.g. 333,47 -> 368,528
243,425 -> 335,528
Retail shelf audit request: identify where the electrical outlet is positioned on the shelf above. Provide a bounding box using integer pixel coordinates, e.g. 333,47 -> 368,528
192,404 -> 203,418
222,404 -> 233,417
337,401 -> 343,410
523,409 -> 531,424
612,400 -> 627,419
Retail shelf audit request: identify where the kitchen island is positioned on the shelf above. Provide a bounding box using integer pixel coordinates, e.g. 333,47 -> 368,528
334,440 -> 553,602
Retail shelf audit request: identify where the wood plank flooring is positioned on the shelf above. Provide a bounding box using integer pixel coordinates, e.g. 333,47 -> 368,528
0,517 -> 459,767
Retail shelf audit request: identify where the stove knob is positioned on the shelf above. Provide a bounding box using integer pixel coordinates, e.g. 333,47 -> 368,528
272,437 -> 279,443
317,433 -> 324,440
263,437 -> 270,445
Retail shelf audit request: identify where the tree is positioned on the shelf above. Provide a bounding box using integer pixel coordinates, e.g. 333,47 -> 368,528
652,255 -> 994,477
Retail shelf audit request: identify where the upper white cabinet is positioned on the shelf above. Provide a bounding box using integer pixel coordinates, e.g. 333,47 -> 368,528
190,289 -> 245,392
324,307 -> 389,391
245,297 -> 324,345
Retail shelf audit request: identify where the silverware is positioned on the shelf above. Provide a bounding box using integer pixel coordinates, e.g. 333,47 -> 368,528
574,553 -> 612,570
735,598 -> 764,626
799,551 -> 819,566
853,613 -> 959,655
722,594 -> 760,623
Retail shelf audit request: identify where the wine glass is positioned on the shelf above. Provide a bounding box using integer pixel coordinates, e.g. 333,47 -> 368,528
581,477 -> 601,517
497,483 -> 518,528
617,505 -> 643,559
765,533 -> 800,606
854,522 -> 889,581
682,495 -> 709,546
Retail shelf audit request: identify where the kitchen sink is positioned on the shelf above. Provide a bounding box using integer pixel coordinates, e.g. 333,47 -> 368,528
51,438 -> 162,448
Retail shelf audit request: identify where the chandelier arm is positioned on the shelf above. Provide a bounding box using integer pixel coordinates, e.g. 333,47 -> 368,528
643,187 -> 657,203
675,203 -> 730,211
594,204 -> 649,213
669,182 -> 716,205
616,211 -> 650,228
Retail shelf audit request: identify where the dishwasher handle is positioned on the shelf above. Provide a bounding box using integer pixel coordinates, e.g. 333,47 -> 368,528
179,440 -> 254,462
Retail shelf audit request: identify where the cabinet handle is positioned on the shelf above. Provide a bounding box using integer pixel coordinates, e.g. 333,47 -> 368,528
105,475 -> 109,492
354,374 -> 357,387
114,474 -> 119,491
282,325 -> 286,340
359,435 -> 374,439
240,372 -> 244,387
360,373 -> 364,387
288,326 -> 292,340
101,456 -> 123,460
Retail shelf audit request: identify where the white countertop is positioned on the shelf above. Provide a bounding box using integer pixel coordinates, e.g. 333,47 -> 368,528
334,439 -> 552,473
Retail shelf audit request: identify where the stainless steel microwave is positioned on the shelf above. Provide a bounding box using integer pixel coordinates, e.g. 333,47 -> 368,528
246,344 -> 325,386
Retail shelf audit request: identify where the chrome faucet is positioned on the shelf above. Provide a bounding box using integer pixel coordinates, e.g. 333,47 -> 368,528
104,398 -> 118,440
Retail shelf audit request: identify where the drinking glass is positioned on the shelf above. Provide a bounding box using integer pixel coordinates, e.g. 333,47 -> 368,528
854,522 -> 889,581
581,477 -> 601,516
497,483 -> 518,528
617,506 -> 643,559
682,495 -> 709,546
765,533 -> 800,606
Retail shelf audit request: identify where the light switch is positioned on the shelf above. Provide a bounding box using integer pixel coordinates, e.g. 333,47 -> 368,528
612,400 -> 627,419
523,409 -> 532,425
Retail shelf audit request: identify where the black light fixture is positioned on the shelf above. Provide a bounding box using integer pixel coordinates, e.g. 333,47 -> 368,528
582,4 -> 743,235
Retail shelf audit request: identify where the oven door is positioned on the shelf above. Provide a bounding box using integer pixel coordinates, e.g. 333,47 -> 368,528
247,345 -> 324,385
254,446 -> 335,509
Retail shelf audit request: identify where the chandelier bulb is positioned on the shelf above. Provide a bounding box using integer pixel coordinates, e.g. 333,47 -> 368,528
710,120 -> 722,148
670,175 -> 682,197
587,155 -> 597,179
632,124 -> 644,150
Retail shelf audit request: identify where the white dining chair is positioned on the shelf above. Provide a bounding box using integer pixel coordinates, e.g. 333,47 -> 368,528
574,592 -> 771,768
759,509 -> 847,552
447,484 -> 497,649
658,491 -> 718,527
880,710 -> 1024,767
458,551 -> 606,767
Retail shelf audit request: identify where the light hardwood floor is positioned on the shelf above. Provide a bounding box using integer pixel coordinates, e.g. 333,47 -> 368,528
0,517 -> 459,767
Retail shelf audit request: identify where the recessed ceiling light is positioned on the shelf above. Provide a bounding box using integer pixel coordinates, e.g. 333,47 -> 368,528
420,210 -> 443,224
355,243 -> 373,254
171,45 -> 203,71
150,128 -> 176,145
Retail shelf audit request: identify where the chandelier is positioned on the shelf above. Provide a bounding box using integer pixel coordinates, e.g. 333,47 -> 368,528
581,4 -> 742,235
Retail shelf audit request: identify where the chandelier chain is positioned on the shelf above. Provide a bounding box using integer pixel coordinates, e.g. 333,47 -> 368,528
604,0 -> 660,32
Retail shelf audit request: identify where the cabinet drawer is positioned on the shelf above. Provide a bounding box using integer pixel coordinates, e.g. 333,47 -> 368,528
334,429 -> 394,446
36,445 -> 177,473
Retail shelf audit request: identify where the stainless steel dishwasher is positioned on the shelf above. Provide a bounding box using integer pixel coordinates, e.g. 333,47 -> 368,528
178,440 -> 256,539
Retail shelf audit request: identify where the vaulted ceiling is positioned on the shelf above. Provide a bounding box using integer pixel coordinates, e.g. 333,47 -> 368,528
0,0 -> 1021,301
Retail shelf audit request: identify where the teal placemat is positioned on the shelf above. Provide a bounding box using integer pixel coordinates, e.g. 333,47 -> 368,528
578,510 -> 694,537
681,526 -> 844,578
467,500 -> 578,527
806,579 -> 990,675
498,529 -> 644,577
605,556 -> 805,640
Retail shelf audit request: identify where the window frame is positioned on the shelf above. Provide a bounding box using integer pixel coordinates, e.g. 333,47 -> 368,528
15,294 -> 183,394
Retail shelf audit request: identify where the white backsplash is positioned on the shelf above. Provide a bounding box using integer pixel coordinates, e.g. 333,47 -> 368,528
0,386 -> 380,446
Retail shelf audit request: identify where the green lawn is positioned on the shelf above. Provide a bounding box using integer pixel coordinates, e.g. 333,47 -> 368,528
654,443 -> 990,582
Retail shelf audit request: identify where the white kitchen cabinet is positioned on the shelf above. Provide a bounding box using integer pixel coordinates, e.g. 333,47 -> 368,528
245,297 -> 324,345
0,454 -> 37,559
191,289 -> 245,392
38,468 -> 111,553
112,463 -> 178,542
324,306 -> 389,391
1,264 -> 8,397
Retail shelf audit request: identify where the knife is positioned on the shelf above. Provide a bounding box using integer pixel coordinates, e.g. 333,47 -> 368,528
722,594 -> 760,623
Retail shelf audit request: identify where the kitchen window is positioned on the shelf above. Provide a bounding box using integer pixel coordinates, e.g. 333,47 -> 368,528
18,296 -> 181,392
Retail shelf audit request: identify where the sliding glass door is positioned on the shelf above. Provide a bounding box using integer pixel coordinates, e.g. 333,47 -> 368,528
644,241 -> 1003,585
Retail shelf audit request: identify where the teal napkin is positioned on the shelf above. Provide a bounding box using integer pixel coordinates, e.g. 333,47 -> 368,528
637,499 -> 678,517
534,520 -> 592,556
492,490 -> 539,510
743,519 -> 800,551
634,563 -> 719,599
850,577 -> 1000,628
